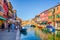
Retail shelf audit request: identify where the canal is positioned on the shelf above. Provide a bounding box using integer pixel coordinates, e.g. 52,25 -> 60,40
20,25 -> 60,40
20,25 -> 41,40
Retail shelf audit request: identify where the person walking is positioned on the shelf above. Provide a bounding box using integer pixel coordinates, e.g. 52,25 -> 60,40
8,22 -> 11,32
1,23 -> 5,31
15,23 -> 18,30
19,24 -> 22,31
11,23 -> 15,32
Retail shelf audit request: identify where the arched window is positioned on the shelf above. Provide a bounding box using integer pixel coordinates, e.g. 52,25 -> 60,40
0,6 -> 4,12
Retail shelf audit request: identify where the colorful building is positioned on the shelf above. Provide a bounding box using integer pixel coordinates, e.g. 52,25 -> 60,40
0,0 -> 17,29
47,4 -> 60,28
0,0 -> 8,28
40,11 -> 48,22
34,4 -> 60,28
54,4 -> 60,28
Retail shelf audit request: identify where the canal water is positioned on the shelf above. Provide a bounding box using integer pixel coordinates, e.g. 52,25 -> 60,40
20,26 -> 41,40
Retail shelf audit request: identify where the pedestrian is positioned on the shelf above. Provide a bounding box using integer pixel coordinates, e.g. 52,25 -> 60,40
19,24 -> 22,31
8,22 -> 11,32
1,23 -> 5,31
15,23 -> 18,30
11,23 -> 15,32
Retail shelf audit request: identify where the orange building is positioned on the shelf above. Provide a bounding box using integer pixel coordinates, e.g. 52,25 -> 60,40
39,4 -> 60,28
48,4 -> 60,28
54,4 -> 60,28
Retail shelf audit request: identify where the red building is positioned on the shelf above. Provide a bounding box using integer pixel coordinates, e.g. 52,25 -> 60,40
0,0 -> 8,18
0,0 -> 8,28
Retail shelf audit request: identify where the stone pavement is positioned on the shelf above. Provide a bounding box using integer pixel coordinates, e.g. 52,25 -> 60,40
0,29 -> 20,40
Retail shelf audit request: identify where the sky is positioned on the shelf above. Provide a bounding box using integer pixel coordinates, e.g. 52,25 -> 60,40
10,0 -> 60,20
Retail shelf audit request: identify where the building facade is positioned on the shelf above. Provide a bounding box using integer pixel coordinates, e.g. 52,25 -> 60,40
0,0 -> 17,29
34,4 -> 60,28
0,0 -> 8,28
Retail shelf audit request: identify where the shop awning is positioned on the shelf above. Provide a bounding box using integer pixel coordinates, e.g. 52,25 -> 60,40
48,22 -> 52,24
41,21 -> 47,24
0,16 -> 6,20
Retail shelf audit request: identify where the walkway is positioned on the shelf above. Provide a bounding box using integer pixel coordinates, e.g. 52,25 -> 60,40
0,29 -> 20,40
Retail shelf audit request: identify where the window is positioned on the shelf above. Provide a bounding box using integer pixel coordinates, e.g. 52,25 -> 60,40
0,6 -> 4,12
52,8 -> 55,14
4,0 -> 7,5
48,9 -> 53,12
57,22 -> 60,27
48,16 -> 52,19
56,14 -> 60,18
4,0 -> 6,3
55,7 -> 58,11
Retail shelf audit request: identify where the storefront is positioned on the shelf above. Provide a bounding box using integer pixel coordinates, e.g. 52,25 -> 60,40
0,6 -> 6,28
0,16 -> 6,28
0,20 -> 3,28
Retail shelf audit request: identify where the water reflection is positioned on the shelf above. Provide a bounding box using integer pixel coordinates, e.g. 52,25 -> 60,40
20,28 -> 27,35
20,26 -> 41,40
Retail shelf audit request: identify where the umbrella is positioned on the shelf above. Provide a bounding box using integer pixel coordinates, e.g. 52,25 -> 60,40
46,25 -> 53,28
46,25 -> 55,33
48,22 -> 52,24
41,22 -> 47,24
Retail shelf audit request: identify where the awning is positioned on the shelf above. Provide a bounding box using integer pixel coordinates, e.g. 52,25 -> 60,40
0,16 -> 6,20
41,21 -> 47,24
48,22 -> 52,24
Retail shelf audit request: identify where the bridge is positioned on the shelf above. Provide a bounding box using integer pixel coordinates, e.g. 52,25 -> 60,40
21,19 -> 38,27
